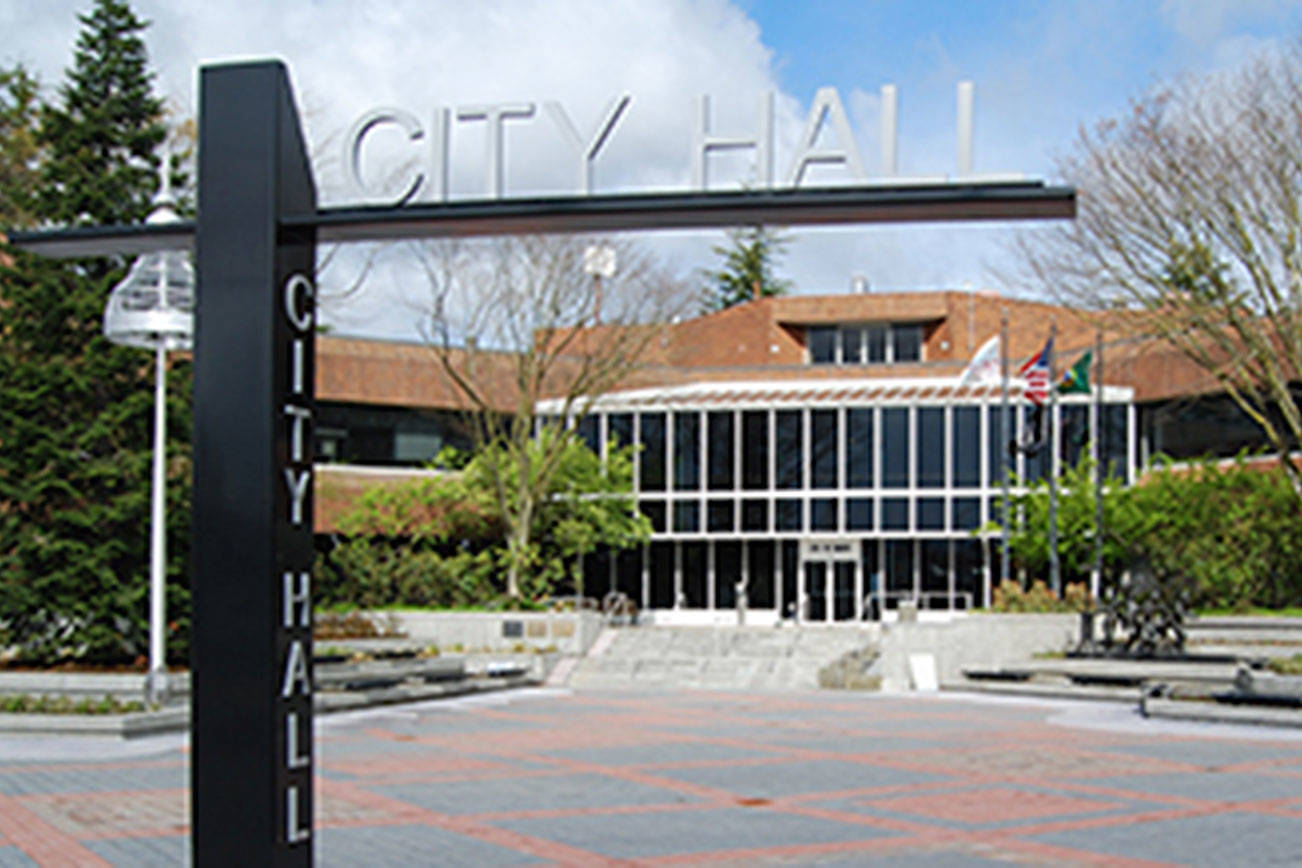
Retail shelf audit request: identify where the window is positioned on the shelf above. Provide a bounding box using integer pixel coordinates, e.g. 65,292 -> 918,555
866,325 -> 887,362
953,406 -> 980,487
672,501 -> 700,533
809,327 -> 836,363
775,410 -> 802,489
707,411 -> 734,490
917,497 -> 945,530
742,411 -> 768,490
882,408 -> 908,488
882,497 -> 909,530
608,413 -> 633,449
673,412 -> 700,490
747,541 -> 775,609
988,405 -> 1010,487
811,409 -> 838,489
649,543 -> 673,608
917,407 -> 944,488
1103,404 -> 1128,483
846,408 -> 873,488
742,499 -> 768,531
776,498 -> 802,531
1061,405 -> 1088,472
842,327 -> 862,363
576,416 -> 600,453
807,322 -> 925,365
811,498 -> 837,531
715,542 -> 741,609
682,542 -> 706,607
639,412 -> 665,491
951,497 -> 980,531
892,323 -> 922,362
707,499 -> 734,532
639,500 -> 666,533
846,497 -> 874,530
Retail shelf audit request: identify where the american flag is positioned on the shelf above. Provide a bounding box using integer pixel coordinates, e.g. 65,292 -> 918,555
1018,336 -> 1053,406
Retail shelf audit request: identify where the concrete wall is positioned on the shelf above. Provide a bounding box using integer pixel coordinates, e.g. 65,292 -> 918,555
377,611 -> 605,656
877,613 -> 1080,692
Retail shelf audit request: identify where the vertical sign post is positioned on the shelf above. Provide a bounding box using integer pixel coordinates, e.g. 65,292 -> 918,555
192,61 -> 316,865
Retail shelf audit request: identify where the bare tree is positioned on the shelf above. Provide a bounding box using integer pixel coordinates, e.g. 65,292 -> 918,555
1012,42 -> 1302,499
415,234 -> 690,599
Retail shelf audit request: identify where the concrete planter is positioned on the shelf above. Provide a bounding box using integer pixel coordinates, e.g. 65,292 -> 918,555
373,610 -> 605,656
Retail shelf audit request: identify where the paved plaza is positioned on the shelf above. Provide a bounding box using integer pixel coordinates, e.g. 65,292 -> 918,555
0,689 -> 1299,865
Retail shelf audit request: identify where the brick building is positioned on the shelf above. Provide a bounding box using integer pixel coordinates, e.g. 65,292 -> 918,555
314,289 -> 1272,623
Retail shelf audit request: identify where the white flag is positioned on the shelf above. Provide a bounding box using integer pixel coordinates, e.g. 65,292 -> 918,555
959,335 -> 1000,387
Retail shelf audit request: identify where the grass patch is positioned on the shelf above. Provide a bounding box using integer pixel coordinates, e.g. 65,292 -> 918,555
1195,607 -> 1302,618
1268,655 -> 1302,676
0,694 -> 146,715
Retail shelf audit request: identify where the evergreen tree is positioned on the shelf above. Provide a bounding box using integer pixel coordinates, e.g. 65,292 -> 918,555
0,64 -> 41,229
37,0 -> 165,231
0,0 -> 190,664
701,224 -> 792,312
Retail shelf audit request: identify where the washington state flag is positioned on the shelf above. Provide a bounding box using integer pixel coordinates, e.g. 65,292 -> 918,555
1058,350 -> 1092,394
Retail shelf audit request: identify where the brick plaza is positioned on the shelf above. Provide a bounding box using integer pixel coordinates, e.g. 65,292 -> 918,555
0,689 -> 1299,865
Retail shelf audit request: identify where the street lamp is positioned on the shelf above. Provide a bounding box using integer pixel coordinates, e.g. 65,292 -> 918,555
582,244 -> 616,325
102,171 -> 194,706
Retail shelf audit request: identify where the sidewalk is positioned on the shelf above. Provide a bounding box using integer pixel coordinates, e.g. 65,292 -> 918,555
0,688 -> 1299,865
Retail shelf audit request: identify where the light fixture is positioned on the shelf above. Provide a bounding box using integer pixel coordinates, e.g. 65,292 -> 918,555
103,166 -> 194,706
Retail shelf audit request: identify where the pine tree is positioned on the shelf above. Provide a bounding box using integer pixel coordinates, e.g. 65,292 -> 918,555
701,224 -> 793,312
0,0 -> 190,664
0,64 -> 41,229
37,0 -> 165,231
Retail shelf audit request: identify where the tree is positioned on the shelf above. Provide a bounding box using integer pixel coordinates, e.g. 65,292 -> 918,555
701,223 -> 792,312
0,64 -> 41,229
320,437 -> 651,608
37,0 -> 166,230
1011,41 -> 1302,502
0,0 -> 189,664
415,234 -> 687,599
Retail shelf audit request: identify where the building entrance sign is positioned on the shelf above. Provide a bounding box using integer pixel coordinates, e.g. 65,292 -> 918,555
11,60 -> 1073,866
345,82 -> 1000,204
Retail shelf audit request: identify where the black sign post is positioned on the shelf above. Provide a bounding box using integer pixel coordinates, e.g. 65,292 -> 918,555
8,58 -> 1076,866
191,61 -> 316,865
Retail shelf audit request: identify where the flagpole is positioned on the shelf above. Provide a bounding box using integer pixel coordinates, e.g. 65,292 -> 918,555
1092,327 -> 1104,602
1048,319 -> 1060,597
1000,310 -> 1010,588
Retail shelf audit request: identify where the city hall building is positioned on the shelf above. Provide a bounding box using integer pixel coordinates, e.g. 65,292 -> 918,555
313,288 -> 1263,624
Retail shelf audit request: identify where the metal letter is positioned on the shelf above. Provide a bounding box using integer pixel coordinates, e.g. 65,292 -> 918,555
544,93 -> 632,193
286,711 -> 309,770
281,640 -> 310,699
285,785 -> 310,844
291,339 -> 305,395
283,404 -> 311,463
787,87 -> 866,186
455,103 -> 535,198
283,468 -> 310,526
692,92 -> 773,190
344,107 -> 426,204
283,571 -> 310,629
282,273 -> 314,334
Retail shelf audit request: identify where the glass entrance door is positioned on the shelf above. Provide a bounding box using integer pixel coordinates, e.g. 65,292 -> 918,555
804,562 -> 827,621
833,562 -> 856,621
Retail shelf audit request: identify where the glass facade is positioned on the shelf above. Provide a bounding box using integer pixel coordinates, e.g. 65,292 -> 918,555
568,397 -> 1133,621
809,323 -> 926,365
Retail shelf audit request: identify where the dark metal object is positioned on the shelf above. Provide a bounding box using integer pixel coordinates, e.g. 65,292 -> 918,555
9,181 -> 1076,259
190,61 -> 315,865
1079,558 -> 1190,657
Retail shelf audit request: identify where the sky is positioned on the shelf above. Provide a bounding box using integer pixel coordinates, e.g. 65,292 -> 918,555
5,0 -> 1302,340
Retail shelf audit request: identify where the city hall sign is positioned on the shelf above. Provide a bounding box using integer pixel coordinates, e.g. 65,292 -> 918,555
344,83 -> 991,205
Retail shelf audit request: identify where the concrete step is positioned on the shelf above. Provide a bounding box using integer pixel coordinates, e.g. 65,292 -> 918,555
943,679 -> 1140,704
564,626 -> 878,691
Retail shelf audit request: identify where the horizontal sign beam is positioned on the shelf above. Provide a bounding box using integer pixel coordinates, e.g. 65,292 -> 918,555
8,180 -> 1073,258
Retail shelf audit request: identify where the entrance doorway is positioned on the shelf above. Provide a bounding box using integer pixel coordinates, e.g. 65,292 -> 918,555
799,539 -> 860,623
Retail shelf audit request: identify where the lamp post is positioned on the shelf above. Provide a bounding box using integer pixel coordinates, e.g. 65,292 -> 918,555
102,174 -> 194,706
583,244 -> 616,324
